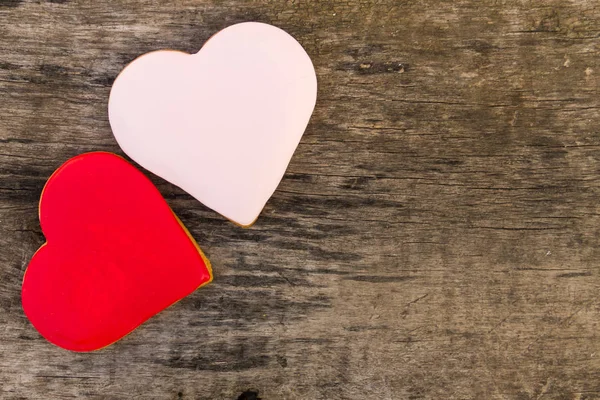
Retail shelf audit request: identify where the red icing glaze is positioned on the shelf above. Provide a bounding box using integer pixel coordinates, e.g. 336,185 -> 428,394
22,152 -> 212,352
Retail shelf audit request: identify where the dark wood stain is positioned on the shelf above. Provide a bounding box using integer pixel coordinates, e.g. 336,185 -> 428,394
2,1 -> 600,399
344,275 -> 415,283
556,271 -> 592,278
0,0 -> 22,7
160,337 -> 271,372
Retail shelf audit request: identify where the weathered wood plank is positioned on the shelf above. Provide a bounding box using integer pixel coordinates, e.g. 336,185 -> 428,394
1,0 -> 600,399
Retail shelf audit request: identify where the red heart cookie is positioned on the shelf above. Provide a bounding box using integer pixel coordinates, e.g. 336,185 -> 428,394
22,152 -> 212,352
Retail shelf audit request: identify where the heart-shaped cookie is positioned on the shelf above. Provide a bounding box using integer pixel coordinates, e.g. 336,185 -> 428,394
108,22 -> 317,226
22,152 -> 212,351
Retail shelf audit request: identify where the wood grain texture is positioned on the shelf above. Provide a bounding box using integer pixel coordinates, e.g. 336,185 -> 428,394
1,0 -> 600,399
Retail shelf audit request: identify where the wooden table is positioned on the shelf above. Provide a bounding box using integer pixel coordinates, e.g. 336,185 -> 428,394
2,1 -> 600,399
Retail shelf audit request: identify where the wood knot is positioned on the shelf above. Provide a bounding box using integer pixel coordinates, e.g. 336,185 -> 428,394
237,390 -> 261,400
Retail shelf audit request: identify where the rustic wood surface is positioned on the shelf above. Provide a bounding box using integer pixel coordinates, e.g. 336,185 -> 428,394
2,0 -> 600,399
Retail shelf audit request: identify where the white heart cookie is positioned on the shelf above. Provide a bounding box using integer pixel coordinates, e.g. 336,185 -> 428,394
108,22 -> 317,226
